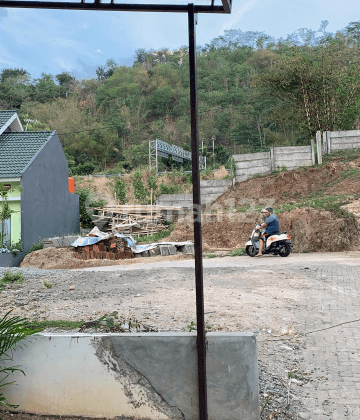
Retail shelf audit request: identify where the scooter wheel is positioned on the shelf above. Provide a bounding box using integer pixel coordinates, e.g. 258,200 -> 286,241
246,245 -> 258,257
278,242 -> 291,257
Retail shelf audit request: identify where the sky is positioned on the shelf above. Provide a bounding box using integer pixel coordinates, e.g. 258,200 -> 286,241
0,0 -> 359,79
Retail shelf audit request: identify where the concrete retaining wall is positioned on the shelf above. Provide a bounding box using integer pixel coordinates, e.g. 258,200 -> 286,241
233,151 -> 271,183
272,145 -> 315,169
2,332 -> 260,420
157,179 -> 233,209
234,144 -> 315,183
322,130 -> 360,154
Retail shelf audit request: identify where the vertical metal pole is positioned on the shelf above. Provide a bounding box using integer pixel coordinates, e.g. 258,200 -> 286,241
149,140 -> 152,169
188,5 -> 208,420
155,139 -> 158,175
212,136 -> 215,170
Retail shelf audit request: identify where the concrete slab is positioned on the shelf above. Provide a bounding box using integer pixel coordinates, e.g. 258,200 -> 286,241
2,332 -> 260,420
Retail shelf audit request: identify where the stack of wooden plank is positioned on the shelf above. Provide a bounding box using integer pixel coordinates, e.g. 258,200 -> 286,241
92,205 -> 180,237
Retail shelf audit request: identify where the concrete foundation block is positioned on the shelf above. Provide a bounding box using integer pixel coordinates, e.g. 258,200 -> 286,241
2,332 -> 260,420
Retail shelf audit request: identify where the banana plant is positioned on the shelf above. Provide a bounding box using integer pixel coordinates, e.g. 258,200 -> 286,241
0,311 -> 42,409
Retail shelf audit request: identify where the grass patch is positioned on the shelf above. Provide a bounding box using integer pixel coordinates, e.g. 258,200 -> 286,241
0,271 -> 24,289
340,168 -> 360,179
236,204 -> 251,213
137,223 -> 175,244
228,248 -> 246,256
27,242 -> 44,254
323,148 -> 360,163
43,280 -> 53,289
204,253 -> 217,258
275,193 -> 359,217
188,321 -> 196,332
27,320 -> 84,330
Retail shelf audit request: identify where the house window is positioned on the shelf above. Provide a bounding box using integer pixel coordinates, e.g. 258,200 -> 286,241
0,218 -> 11,247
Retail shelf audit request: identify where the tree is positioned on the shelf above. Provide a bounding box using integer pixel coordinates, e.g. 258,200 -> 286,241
145,85 -> 175,116
96,59 -> 118,80
55,72 -> 76,97
255,41 -> 360,136
345,21 -> 360,42
0,68 -> 29,83
33,73 -> 58,102
0,69 -> 32,108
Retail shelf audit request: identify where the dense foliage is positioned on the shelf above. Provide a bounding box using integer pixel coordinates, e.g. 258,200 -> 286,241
1,21 -> 360,174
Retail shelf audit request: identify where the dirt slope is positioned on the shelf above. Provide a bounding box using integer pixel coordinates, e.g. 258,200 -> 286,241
213,158 -> 360,210
168,207 -> 359,253
167,156 -> 360,253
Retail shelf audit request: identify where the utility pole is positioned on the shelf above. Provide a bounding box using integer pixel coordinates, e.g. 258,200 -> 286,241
188,5 -> 208,420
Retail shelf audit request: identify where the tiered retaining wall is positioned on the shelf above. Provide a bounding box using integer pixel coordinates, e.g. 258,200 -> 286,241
157,179 -> 233,209
322,130 -> 360,154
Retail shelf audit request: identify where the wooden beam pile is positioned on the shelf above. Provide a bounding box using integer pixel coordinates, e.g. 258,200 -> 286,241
92,205 -> 180,237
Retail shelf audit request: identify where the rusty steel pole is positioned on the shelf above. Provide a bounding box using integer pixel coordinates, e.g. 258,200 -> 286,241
188,4 -> 208,420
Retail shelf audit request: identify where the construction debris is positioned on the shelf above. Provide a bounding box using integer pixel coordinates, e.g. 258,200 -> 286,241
71,227 -> 194,260
91,205 -> 181,237
73,235 -> 133,260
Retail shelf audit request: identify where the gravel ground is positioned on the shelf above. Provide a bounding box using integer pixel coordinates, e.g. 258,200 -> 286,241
0,258 -> 326,420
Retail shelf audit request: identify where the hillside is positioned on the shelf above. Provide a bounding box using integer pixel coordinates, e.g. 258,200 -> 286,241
168,151 -> 360,253
2,21 -> 360,176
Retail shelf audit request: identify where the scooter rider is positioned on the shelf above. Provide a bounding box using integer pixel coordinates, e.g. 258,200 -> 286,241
256,207 -> 280,256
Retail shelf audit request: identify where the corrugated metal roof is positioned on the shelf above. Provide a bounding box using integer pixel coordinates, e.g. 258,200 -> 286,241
0,131 -> 54,178
0,110 -> 17,130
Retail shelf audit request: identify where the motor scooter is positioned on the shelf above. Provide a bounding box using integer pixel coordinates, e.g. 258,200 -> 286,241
245,225 -> 292,257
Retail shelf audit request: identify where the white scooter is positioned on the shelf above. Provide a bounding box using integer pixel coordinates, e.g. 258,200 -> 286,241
245,225 -> 292,257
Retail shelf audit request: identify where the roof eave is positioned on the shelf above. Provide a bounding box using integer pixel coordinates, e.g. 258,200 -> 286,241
0,177 -> 21,182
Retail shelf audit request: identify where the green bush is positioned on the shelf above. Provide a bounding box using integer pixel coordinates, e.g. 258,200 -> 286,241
133,171 -> 149,204
137,223 -> 175,243
26,242 -> 43,254
77,188 -> 107,228
159,184 -> 179,195
77,188 -> 92,227
70,161 -> 95,176
114,178 -> 127,204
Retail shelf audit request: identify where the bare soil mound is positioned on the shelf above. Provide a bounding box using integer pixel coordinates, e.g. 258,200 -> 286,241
20,247 -> 193,270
